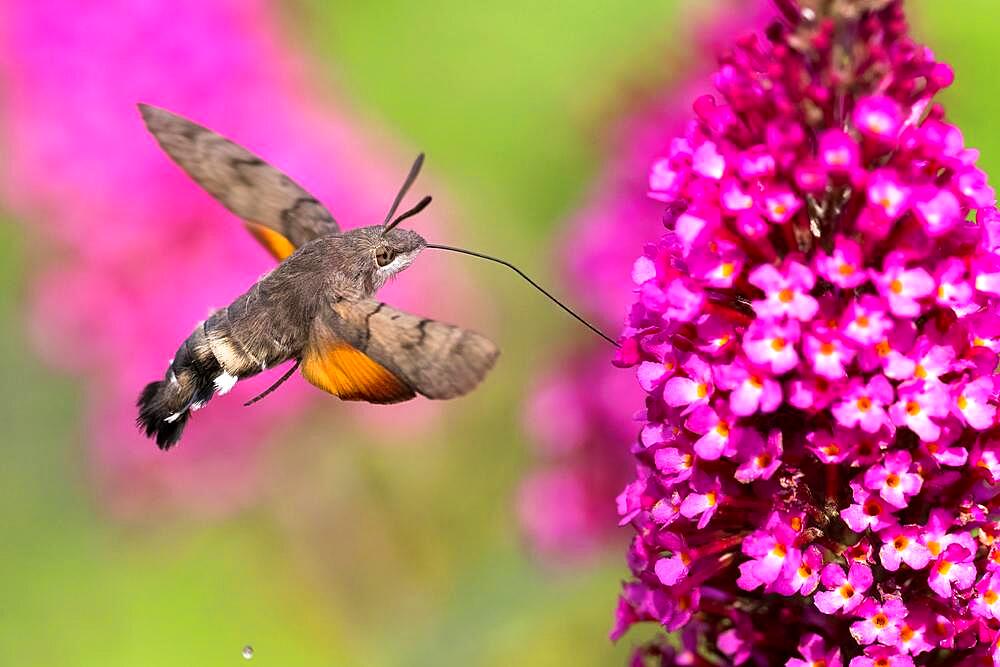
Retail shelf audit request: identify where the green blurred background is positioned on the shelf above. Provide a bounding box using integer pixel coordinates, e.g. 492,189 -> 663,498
2,1 -> 998,664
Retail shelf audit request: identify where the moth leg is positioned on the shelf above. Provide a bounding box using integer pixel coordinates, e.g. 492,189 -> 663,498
243,359 -> 301,407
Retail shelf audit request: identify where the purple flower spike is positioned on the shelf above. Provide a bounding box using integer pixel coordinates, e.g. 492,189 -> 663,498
612,2 -> 1000,663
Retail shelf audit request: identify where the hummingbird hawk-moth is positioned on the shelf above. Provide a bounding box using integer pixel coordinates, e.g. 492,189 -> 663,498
135,104 -> 614,449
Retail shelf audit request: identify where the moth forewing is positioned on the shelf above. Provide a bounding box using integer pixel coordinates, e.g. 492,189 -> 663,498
138,103 -> 339,253
324,297 -> 499,400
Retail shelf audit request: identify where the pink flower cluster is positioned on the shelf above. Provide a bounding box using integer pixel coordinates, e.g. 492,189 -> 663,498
614,1 -> 1000,664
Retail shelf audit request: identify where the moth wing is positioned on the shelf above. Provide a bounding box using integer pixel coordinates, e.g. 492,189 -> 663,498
303,297 -> 499,402
302,339 -> 416,404
138,103 -> 339,259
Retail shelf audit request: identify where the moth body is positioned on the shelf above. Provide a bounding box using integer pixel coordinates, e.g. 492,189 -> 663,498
138,228 -> 411,447
130,147 -> 487,452
135,104 -> 497,449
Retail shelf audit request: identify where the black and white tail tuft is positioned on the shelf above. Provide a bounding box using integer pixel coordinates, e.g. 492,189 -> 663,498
136,324 -> 222,450
136,379 -> 192,449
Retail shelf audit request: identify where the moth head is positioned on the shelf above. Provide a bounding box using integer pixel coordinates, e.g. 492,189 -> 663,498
374,227 -> 427,278
366,152 -> 433,283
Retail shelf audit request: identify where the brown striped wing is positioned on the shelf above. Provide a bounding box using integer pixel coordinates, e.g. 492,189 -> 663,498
138,104 -> 339,258
304,297 -> 499,402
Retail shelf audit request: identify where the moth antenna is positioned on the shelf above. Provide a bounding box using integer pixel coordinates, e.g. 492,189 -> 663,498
384,195 -> 432,232
425,244 -> 619,347
383,153 -> 425,226
243,359 -> 301,407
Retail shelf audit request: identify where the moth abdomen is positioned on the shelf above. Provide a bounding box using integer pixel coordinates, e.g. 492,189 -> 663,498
137,289 -> 304,448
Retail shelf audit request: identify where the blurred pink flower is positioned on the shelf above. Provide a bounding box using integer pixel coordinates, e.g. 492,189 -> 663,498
519,0 -> 773,558
519,352 -> 640,559
0,0 -> 482,517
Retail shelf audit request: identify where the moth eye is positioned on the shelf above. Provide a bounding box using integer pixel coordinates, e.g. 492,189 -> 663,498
376,249 -> 395,267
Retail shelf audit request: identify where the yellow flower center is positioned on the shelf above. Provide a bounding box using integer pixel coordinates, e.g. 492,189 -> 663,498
890,279 -> 904,294
779,288 -> 794,303
857,396 -> 872,411
771,338 -> 786,352
868,117 -> 889,133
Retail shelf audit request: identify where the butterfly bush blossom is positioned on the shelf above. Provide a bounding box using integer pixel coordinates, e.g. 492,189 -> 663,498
614,1 -> 1000,664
